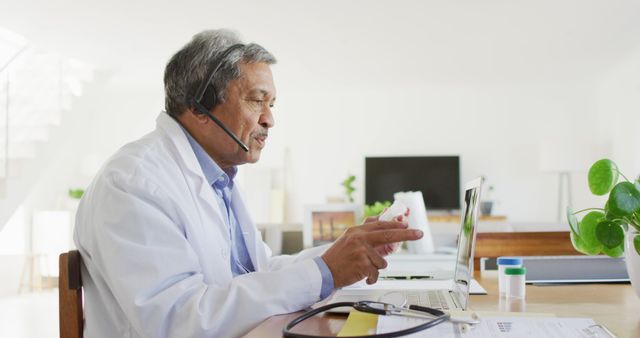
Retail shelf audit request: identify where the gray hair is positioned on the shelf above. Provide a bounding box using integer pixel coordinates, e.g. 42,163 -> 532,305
164,29 -> 277,117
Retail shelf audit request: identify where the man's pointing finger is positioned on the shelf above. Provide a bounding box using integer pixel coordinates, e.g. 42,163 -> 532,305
364,229 -> 423,246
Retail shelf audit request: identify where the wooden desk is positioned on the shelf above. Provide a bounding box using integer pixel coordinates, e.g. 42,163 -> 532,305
244,272 -> 640,338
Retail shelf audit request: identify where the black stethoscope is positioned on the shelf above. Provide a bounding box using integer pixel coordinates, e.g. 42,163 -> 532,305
283,301 -> 451,338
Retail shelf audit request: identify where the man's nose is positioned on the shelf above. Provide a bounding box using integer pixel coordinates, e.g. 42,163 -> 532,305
260,106 -> 274,129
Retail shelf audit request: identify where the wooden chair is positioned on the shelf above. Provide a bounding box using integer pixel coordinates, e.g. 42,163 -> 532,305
473,231 -> 581,273
59,250 -> 84,338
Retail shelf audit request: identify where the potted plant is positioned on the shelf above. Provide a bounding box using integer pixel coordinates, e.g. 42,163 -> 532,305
341,175 -> 356,203
364,201 -> 391,218
68,188 -> 85,199
480,178 -> 495,216
567,159 -> 640,297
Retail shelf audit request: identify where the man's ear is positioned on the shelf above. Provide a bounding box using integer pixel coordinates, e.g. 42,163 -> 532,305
186,107 -> 210,124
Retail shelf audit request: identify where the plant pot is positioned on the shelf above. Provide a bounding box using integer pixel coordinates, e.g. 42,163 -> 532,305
625,230 -> 640,298
480,201 -> 493,216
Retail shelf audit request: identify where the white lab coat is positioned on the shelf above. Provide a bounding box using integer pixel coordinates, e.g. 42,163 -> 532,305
74,112 -> 327,338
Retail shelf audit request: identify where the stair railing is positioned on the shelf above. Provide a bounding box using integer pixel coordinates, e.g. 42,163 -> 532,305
0,45 -> 28,182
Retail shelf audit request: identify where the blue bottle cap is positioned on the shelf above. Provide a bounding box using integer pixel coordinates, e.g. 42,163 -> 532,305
497,257 -> 523,265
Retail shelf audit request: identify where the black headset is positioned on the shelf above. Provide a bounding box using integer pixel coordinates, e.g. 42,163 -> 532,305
191,43 -> 249,152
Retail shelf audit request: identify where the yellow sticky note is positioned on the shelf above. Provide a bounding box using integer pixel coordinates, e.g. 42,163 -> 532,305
337,311 -> 378,337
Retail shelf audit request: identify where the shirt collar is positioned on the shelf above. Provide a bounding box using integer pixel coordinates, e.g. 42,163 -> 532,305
179,125 -> 236,189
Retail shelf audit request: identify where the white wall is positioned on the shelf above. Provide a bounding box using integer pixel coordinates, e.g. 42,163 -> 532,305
597,48 -> 640,178
259,81 -> 609,223
24,73 -> 161,212
3,0 -> 640,227
22,73 -> 611,224
2,0 -> 640,301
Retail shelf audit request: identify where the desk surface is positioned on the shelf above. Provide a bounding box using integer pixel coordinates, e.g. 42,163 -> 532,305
244,271 -> 640,338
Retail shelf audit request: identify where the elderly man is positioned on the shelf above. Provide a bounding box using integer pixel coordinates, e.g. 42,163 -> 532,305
74,29 -> 422,338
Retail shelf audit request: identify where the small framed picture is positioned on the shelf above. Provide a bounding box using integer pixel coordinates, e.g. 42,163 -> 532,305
303,204 -> 361,248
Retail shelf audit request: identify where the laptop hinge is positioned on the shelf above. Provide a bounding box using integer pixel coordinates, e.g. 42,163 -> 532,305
449,290 -> 463,309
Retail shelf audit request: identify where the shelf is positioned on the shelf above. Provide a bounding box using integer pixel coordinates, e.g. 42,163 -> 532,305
428,215 -> 507,222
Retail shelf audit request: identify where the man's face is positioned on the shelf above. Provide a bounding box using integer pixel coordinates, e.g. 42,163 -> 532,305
204,62 -> 276,167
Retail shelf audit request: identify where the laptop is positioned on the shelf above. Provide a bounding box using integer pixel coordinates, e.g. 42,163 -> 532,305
523,255 -> 630,284
325,177 -> 483,311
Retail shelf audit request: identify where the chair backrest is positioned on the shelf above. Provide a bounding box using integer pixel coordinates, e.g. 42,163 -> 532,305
59,250 -> 83,338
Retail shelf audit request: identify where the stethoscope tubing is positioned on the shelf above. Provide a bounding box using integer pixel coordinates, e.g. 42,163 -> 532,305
283,302 -> 451,338
393,308 -> 480,325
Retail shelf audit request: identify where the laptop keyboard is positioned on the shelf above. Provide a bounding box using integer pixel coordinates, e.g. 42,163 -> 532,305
406,290 -> 450,310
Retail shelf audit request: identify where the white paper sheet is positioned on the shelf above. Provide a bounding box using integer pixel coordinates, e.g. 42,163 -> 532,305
377,315 -> 604,338
344,278 -> 487,295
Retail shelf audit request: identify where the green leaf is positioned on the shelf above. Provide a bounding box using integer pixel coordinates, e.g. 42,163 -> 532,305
570,232 -> 600,255
364,201 -> 391,218
566,206 -> 580,236
596,221 -> 624,248
604,200 -> 615,220
588,159 -> 619,195
68,188 -> 84,199
579,211 -> 604,252
636,182 -> 640,211
634,235 -> 640,256
341,175 -> 356,202
602,244 -> 624,258
608,182 -> 640,217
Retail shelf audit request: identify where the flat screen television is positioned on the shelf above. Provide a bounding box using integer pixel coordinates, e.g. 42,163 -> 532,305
365,156 -> 460,211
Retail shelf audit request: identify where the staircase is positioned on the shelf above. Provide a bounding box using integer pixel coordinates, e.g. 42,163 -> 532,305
0,27 -> 93,230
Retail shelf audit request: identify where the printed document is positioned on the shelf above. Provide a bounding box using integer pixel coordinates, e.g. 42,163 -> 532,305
377,315 -> 605,337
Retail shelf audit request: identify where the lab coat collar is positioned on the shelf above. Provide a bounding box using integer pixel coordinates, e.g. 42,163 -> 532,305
156,112 -> 203,179
155,112 -> 231,244
180,124 -> 234,189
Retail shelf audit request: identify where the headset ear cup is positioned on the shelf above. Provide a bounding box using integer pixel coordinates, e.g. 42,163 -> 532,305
200,84 -> 217,111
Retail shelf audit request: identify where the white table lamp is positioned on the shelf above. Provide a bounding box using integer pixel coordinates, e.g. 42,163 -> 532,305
537,138 -> 602,222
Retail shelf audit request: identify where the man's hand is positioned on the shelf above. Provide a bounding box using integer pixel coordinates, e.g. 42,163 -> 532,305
365,208 -> 411,256
320,220 -> 422,288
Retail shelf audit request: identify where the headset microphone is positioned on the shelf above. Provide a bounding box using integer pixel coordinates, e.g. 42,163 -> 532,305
192,101 -> 249,152
192,44 -> 249,152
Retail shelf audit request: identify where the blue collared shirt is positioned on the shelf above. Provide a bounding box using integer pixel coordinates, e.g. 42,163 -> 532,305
182,129 -> 254,276
180,127 -> 333,298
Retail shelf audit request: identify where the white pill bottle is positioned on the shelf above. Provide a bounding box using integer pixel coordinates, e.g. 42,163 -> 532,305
497,257 -> 523,296
504,267 -> 527,299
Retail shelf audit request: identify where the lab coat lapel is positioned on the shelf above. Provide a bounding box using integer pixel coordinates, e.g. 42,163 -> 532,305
230,184 -> 267,271
155,112 -> 230,244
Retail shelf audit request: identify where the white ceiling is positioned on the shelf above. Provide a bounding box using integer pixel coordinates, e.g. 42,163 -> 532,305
1,0 -> 639,88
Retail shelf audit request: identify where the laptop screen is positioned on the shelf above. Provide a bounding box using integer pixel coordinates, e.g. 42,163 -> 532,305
452,177 -> 483,309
